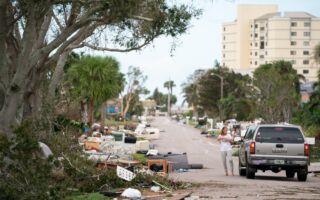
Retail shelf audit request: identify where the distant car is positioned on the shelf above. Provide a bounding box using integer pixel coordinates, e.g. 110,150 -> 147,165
238,124 -> 309,181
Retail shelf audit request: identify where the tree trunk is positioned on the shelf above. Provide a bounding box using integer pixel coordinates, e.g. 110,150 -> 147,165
100,101 -> 106,126
0,90 -> 24,135
48,50 -> 70,98
122,95 -> 132,119
88,97 -> 94,125
80,99 -> 88,124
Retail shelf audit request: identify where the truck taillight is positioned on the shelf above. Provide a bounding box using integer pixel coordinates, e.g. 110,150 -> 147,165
304,144 -> 309,156
250,142 -> 255,154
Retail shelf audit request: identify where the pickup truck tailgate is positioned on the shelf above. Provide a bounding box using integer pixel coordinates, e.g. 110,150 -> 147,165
254,126 -> 305,157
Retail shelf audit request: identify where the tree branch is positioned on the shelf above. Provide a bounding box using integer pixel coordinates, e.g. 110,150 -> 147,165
130,15 -> 154,22
82,40 -> 151,52
52,11 -> 64,31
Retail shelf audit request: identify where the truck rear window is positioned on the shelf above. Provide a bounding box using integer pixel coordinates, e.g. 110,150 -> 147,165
255,127 -> 304,143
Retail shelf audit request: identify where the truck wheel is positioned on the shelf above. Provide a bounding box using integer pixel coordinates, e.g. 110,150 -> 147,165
286,170 -> 295,178
245,160 -> 255,179
297,167 -> 308,182
238,159 -> 246,176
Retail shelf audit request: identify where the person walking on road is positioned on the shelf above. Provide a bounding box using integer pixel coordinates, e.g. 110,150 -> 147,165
217,126 -> 234,176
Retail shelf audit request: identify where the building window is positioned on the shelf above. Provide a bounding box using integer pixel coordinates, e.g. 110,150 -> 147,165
290,51 -> 296,55
250,34 -> 252,38
291,41 -> 297,46
250,42 -> 252,46
223,36 -> 226,40
260,27 -> 265,31
255,24 -> 258,28
250,61 -> 252,64
260,55 -> 264,59
303,60 -> 309,64
304,41 -> 310,46
265,51 -> 268,55
250,52 -> 252,55
304,32 -> 310,37
255,61 -> 258,65
303,69 -> 309,74
303,51 -> 309,55
255,52 -> 258,56
254,33 -> 258,38
255,42 -> 258,47
291,22 -> 297,27
291,32 -> 297,36
260,41 -> 264,49
223,45 -> 225,49
224,27 -> 226,31
265,42 -> 268,46
304,22 -> 311,27
291,60 -> 296,65
260,36 -> 264,40
251,24 -> 253,28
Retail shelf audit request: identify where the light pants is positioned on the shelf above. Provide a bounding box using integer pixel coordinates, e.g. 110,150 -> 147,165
220,150 -> 234,173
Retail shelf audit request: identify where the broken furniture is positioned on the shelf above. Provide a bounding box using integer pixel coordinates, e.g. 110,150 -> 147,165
147,159 -> 173,174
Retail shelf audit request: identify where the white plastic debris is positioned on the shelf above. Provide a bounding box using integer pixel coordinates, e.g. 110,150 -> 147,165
116,166 -> 136,181
39,142 -> 53,158
150,186 -> 161,192
146,149 -> 158,156
121,188 -> 141,198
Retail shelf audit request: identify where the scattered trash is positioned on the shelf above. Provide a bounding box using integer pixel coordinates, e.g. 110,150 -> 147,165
189,163 -> 204,169
116,166 -> 136,181
121,188 -> 141,198
39,142 -> 53,158
146,149 -> 158,156
152,180 -> 171,192
150,186 -> 161,192
177,168 -> 189,173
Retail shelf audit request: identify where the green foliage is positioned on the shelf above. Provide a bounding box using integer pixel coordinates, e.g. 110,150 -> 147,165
70,193 -> 109,200
0,122 -> 67,200
148,88 -> 177,111
253,60 -> 301,123
66,56 -> 124,104
132,153 -> 148,164
184,64 -> 253,120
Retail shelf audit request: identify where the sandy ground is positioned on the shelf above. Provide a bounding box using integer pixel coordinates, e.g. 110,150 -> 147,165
150,116 -> 320,200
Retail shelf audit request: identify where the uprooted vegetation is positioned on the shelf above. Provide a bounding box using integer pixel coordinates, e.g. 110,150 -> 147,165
0,121 -> 189,199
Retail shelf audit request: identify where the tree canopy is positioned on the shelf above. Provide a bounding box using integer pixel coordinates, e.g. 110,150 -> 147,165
0,0 -> 200,134
66,55 -> 123,124
253,60 -> 301,123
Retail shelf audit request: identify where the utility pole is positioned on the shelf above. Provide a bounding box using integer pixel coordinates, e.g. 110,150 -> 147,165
211,73 -> 224,121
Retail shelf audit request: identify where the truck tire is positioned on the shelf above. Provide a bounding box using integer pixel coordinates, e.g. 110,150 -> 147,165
246,159 -> 255,179
297,167 -> 308,182
286,170 -> 295,178
239,160 -> 246,176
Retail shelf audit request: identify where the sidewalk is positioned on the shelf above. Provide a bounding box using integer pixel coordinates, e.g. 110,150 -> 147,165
309,162 -> 320,173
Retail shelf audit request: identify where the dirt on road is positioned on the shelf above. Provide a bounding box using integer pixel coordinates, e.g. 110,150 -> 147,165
150,116 -> 320,200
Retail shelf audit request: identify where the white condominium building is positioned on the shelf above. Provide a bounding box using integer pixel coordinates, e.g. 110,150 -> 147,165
222,4 -> 320,82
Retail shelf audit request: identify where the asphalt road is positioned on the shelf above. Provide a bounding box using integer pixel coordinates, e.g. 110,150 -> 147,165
151,116 -> 320,200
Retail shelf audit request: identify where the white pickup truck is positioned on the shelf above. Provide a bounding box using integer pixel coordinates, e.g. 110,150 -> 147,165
238,124 -> 309,181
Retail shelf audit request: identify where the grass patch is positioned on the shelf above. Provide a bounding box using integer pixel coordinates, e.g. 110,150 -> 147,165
132,153 -> 148,164
69,192 -> 110,200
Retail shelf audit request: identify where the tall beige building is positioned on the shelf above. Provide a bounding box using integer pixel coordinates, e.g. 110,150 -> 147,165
222,5 -> 320,82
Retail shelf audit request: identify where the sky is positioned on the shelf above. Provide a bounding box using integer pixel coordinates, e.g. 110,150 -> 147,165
85,0 -> 320,105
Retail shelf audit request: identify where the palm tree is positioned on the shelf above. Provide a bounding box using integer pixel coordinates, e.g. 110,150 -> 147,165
66,56 -> 124,125
313,43 -> 320,64
164,80 -> 176,115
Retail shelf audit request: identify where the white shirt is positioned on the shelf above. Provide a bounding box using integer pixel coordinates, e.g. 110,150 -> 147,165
218,134 -> 233,151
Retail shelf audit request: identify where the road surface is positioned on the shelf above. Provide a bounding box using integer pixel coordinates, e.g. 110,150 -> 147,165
150,116 -> 320,200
